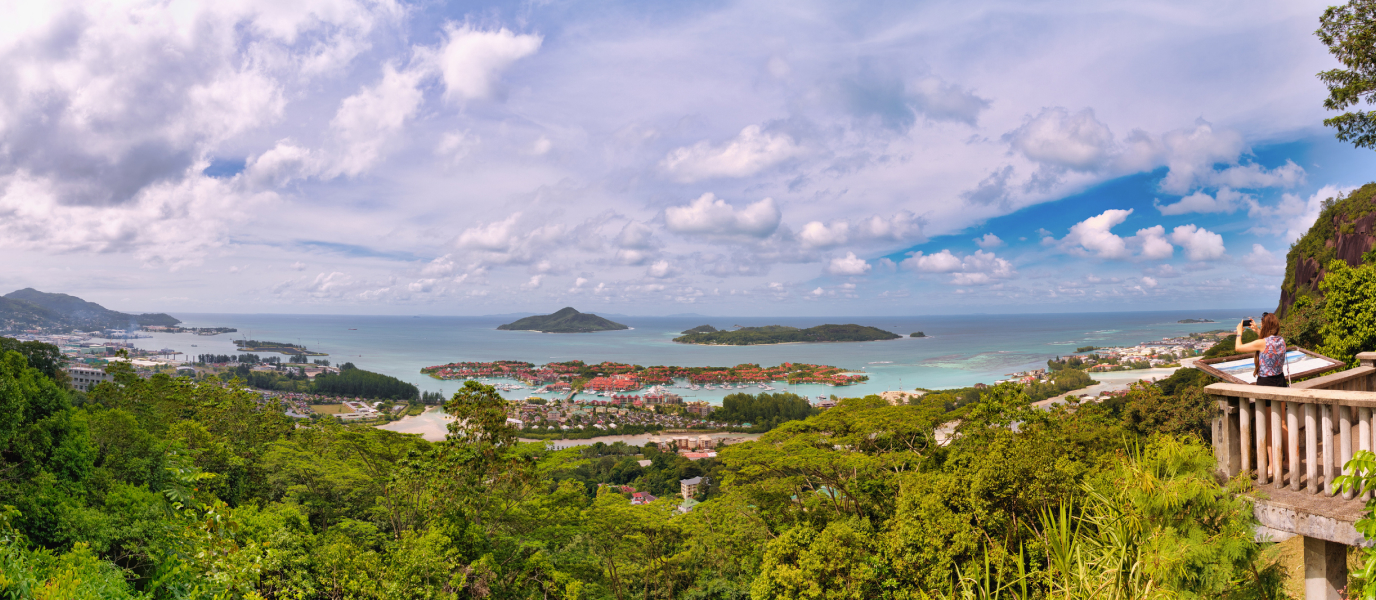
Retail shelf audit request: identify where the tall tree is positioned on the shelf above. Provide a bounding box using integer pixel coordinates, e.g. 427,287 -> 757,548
1318,0 -> 1376,148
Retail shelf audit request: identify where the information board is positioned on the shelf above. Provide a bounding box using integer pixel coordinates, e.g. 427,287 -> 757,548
1195,347 -> 1344,384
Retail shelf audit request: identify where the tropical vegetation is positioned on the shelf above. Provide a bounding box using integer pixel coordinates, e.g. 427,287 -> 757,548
674,323 -> 901,345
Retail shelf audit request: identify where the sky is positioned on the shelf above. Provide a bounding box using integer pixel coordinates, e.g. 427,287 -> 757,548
1,0 -> 1372,316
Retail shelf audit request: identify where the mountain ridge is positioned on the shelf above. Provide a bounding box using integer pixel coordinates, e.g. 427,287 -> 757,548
0,288 -> 181,332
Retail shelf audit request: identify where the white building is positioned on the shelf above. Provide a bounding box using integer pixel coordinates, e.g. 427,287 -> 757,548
66,366 -> 112,392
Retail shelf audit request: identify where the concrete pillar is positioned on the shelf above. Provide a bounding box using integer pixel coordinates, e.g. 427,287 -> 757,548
1304,535 -> 1347,600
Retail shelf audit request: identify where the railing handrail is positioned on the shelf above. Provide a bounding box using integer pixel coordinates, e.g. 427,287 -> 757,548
1206,380 -> 1376,405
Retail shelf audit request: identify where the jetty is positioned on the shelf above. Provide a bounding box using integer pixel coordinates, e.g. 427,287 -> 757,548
1208,351 -> 1376,600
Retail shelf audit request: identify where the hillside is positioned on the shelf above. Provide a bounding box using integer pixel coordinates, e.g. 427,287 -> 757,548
1278,183 -> 1376,317
496,307 -> 629,333
0,288 -> 181,332
674,323 -> 902,345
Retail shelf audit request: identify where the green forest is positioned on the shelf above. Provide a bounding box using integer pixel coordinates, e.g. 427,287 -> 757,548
673,324 -> 901,345
224,362 -> 420,400
0,338 -> 1299,599
712,392 -> 819,431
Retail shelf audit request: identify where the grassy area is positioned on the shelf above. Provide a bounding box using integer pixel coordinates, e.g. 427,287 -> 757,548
310,404 -> 351,415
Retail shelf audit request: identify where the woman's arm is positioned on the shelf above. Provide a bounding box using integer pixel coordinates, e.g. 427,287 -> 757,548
1233,319 -> 1266,353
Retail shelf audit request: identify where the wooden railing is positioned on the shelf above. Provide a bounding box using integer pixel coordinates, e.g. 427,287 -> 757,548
1205,352 -> 1376,498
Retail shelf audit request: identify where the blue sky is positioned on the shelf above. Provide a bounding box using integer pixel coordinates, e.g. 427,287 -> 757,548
0,0 -> 1369,316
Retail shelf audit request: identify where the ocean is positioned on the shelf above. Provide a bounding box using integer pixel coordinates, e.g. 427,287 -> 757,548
125,309 -> 1264,404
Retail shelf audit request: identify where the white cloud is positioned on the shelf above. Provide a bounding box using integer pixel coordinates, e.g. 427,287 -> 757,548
973,233 -> 1004,249
454,212 -> 565,264
664,193 -> 781,238
1155,187 -> 1250,215
1141,276 -> 1158,288
1169,224 -> 1226,261
436,24 -> 542,102
1006,107 -> 1116,171
1207,160 -> 1304,190
904,249 -> 964,273
854,212 -> 924,242
521,275 -> 543,290
1060,209 -> 1133,259
330,63 -> 428,177
825,252 -> 871,275
1053,209 -> 1179,260
1134,225 -> 1174,260
660,125 -> 804,182
244,141 -> 320,188
1249,185 -> 1355,243
421,255 -> 455,276
617,221 -> 657,249
799,221 -> 850,248
799,212 -> 923,248
901,249 -> 1013,284
1157,121 -> 1247,194
647,260 -> 675,278
1244,244 -> 1285,276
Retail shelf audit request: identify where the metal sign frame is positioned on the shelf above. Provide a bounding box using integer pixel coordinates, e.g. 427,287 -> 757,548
1195,346 -> 1344,384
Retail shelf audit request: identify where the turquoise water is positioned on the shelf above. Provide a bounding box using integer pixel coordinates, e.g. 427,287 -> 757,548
129,310 -> 1264,404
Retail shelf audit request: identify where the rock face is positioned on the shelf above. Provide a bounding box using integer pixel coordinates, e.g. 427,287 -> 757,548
1279,184 -> 1376,318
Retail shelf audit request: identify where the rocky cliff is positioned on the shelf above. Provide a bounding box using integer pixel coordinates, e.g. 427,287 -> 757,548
1278,183 -> 1376,317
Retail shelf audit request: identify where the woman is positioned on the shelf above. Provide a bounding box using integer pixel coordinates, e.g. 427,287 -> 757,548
1236,313 -> 1288,473
1235,313 -> 1286,386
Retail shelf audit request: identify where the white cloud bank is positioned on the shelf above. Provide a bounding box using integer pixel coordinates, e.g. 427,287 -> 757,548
660,125 -> 804,182
664,193 -> 782,238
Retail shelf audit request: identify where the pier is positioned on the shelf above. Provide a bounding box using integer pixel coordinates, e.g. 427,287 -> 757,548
1207,351 -> 1376,599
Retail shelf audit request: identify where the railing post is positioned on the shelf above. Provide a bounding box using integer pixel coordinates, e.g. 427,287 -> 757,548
1289,402 -> 1301,491
1358,352 -> 1376,368
1240,399 -> 1252,475
1274,399 -> 1285,487
1306,403 -> 1318,494
1215,397 -> 1241,479
1322,404 -> 1334,496
1342,406 -> 1354,500
1362,408 -> 1373,499
1256,399 -> 1269,485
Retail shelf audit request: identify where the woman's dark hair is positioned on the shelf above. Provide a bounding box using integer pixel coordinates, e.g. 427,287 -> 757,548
1260,312 -> 1281,338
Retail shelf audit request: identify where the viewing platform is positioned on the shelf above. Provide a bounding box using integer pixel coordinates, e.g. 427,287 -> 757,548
1207,351 -> 1376,600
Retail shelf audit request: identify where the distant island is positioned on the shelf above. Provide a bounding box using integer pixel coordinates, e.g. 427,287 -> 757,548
497,307 -> 629,333
674,324 -> 901,345
910,332 -> 927,338
234,339 -> 328,356
682,324 -> 719,334
1178,318 -> 1216,324
0,288 -> 180,333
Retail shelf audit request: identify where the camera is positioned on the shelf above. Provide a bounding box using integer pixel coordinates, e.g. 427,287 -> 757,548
1242,319 -> 1253,327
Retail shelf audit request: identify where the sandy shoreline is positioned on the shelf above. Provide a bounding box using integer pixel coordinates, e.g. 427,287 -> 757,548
1033,366 -> 1181,408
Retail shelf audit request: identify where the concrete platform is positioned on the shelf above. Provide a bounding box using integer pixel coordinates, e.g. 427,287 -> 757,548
1250,484 -> 1372,547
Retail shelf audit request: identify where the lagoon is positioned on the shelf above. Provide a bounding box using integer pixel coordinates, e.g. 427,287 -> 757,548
126,309 -> 1263,404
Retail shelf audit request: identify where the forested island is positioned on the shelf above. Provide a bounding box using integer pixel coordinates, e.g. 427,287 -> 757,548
681,324 -> 718,334
674,323 -> 901,345
1177,318 -> 1216,323
233,339 -> 328,355
497,307 -> 629,333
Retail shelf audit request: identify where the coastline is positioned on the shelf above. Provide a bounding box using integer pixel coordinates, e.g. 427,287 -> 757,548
376,407 -> 761,446
1033,366 -> 1181,408
672,338 -> 905,347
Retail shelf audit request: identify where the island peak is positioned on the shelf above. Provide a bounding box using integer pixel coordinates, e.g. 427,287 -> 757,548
497,308 -> 628,333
